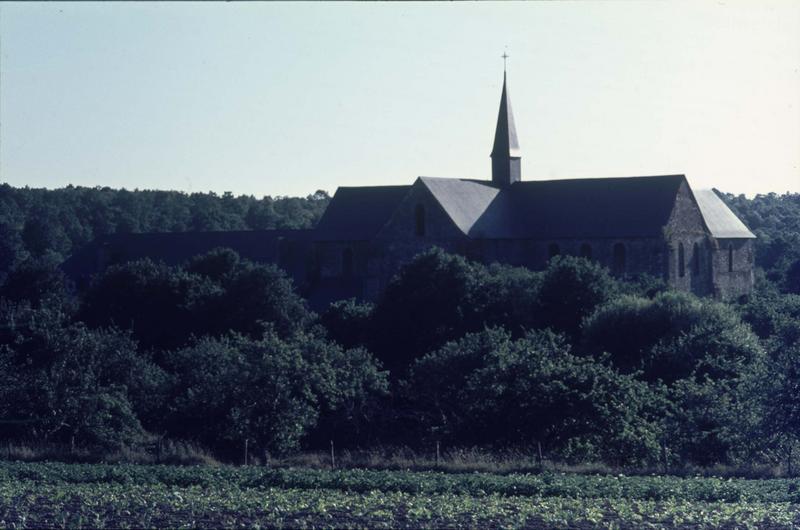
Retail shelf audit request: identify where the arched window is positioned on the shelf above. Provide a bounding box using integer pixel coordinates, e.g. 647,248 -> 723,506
580,243 -> 592,260
613,243 -> 626,274
414,204 -> 425,236
728,244 -> 734,272
342,248 -> 353,277
692,242 -> 700,275
548,243 -> 560,259
678,243 -> 685,278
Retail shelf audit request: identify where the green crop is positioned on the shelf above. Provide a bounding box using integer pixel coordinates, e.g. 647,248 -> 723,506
1,462 -> 799,529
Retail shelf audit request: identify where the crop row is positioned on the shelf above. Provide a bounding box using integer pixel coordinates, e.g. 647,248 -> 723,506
2,481 -> 799,530
3,462 -> 800,503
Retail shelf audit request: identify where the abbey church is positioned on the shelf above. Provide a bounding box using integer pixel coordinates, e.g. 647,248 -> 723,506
64,72 -> 755,304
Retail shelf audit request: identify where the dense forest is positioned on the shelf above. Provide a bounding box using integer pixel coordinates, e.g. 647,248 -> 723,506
0,184 -> 799,471
0,183 -> 330,280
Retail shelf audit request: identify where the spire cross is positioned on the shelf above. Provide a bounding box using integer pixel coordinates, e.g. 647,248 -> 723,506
501,51 -> 509,71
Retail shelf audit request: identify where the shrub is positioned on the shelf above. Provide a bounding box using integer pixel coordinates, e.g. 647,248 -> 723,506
0,304 -> 160,451
403,328 -> 662,465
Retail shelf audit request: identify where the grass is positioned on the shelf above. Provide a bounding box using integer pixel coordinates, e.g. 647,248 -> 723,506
0,442 -> 793,479
0,440 -> 219,466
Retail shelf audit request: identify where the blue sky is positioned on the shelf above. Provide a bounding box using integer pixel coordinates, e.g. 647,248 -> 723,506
1,1 -> 798,197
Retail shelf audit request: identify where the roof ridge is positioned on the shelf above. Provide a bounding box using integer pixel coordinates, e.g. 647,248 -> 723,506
512,174 -> 686,185
336,184 -> 411,190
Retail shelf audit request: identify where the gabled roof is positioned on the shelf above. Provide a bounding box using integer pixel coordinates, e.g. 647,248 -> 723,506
418,177 -> 502,236
412,174 -> 685,239
497,175 -> 686,239
693,189 -> 756,239
314,185 -> 411,241
314,174 -> 753,242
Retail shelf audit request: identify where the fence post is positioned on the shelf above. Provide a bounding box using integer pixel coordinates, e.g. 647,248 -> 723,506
661,440 -> 668,474
788,445 -> 793,477
330,440 -> 335,468
537,441 -> 543,468
244,439 -> 249,466
436,441 -> 440,467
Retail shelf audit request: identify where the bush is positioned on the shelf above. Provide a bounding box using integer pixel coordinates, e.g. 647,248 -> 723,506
79,251 -> 313,351
79,259 -> 209,350
369,248 -> 487,372
534,255 -> 619,338
321,298 -> 374,350
367,249 -> 544,373
403,328 -> 662,465
165,331 -> 387,456
582,291 -> 763,383
0,303 -> 161,451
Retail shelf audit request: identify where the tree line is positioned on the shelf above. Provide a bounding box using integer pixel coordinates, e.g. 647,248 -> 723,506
0,183 -> 330,281
0,185 -> 798,469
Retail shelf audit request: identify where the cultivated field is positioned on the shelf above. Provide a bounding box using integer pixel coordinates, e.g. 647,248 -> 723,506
1,462 -> 800,529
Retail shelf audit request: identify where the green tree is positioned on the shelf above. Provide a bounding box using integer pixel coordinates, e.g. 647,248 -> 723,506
369,248 -> 487,372
667,374 -> 764,466
211,260 -> 311,339
535,255 -> 619,338
78,259 -> 211,351
321,298 -> 374,349
0,258 -> 73,311
165,331 -> 387,455
785,258 -> 800,295
404,328 -> 662,465
479,263 -> 543,334
0,303 -> 162,450
583,291 -> 763,383
761,344 -> 800,472
185,246 -> 241,282
21,212 -> 70,258
0,222 -> 24,280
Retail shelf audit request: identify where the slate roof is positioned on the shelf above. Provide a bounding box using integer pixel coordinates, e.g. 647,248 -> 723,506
418,177 -> 502,236
497,175 -> 686,239
314,185 -> 411,241
693,189 -> 756,239
413,174 -> 686,239
308,175 -> 753,243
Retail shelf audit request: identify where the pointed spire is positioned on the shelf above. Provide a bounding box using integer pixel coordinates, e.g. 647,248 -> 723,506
491,68 -> 521,187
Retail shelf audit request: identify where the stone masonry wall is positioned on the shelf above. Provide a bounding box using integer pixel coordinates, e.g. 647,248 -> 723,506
370,183 -> 470,291
663,181 -> 714,296
476,237 -> 667,279
711,238 -> 755,300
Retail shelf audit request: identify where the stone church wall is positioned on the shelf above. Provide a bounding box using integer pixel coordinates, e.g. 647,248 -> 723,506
711,238 -> 755,300
475,237 -> 666,279
371,184 -> 471,291
664,181 -> 714,296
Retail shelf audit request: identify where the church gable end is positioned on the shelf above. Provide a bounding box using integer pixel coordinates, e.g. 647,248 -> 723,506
691,189 -> 756,299
375,178 -> 468,243
663,178 -> 714,295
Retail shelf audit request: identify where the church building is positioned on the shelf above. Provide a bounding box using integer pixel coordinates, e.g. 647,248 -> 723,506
64,71 -> 755,304
311,71 -> 755,302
